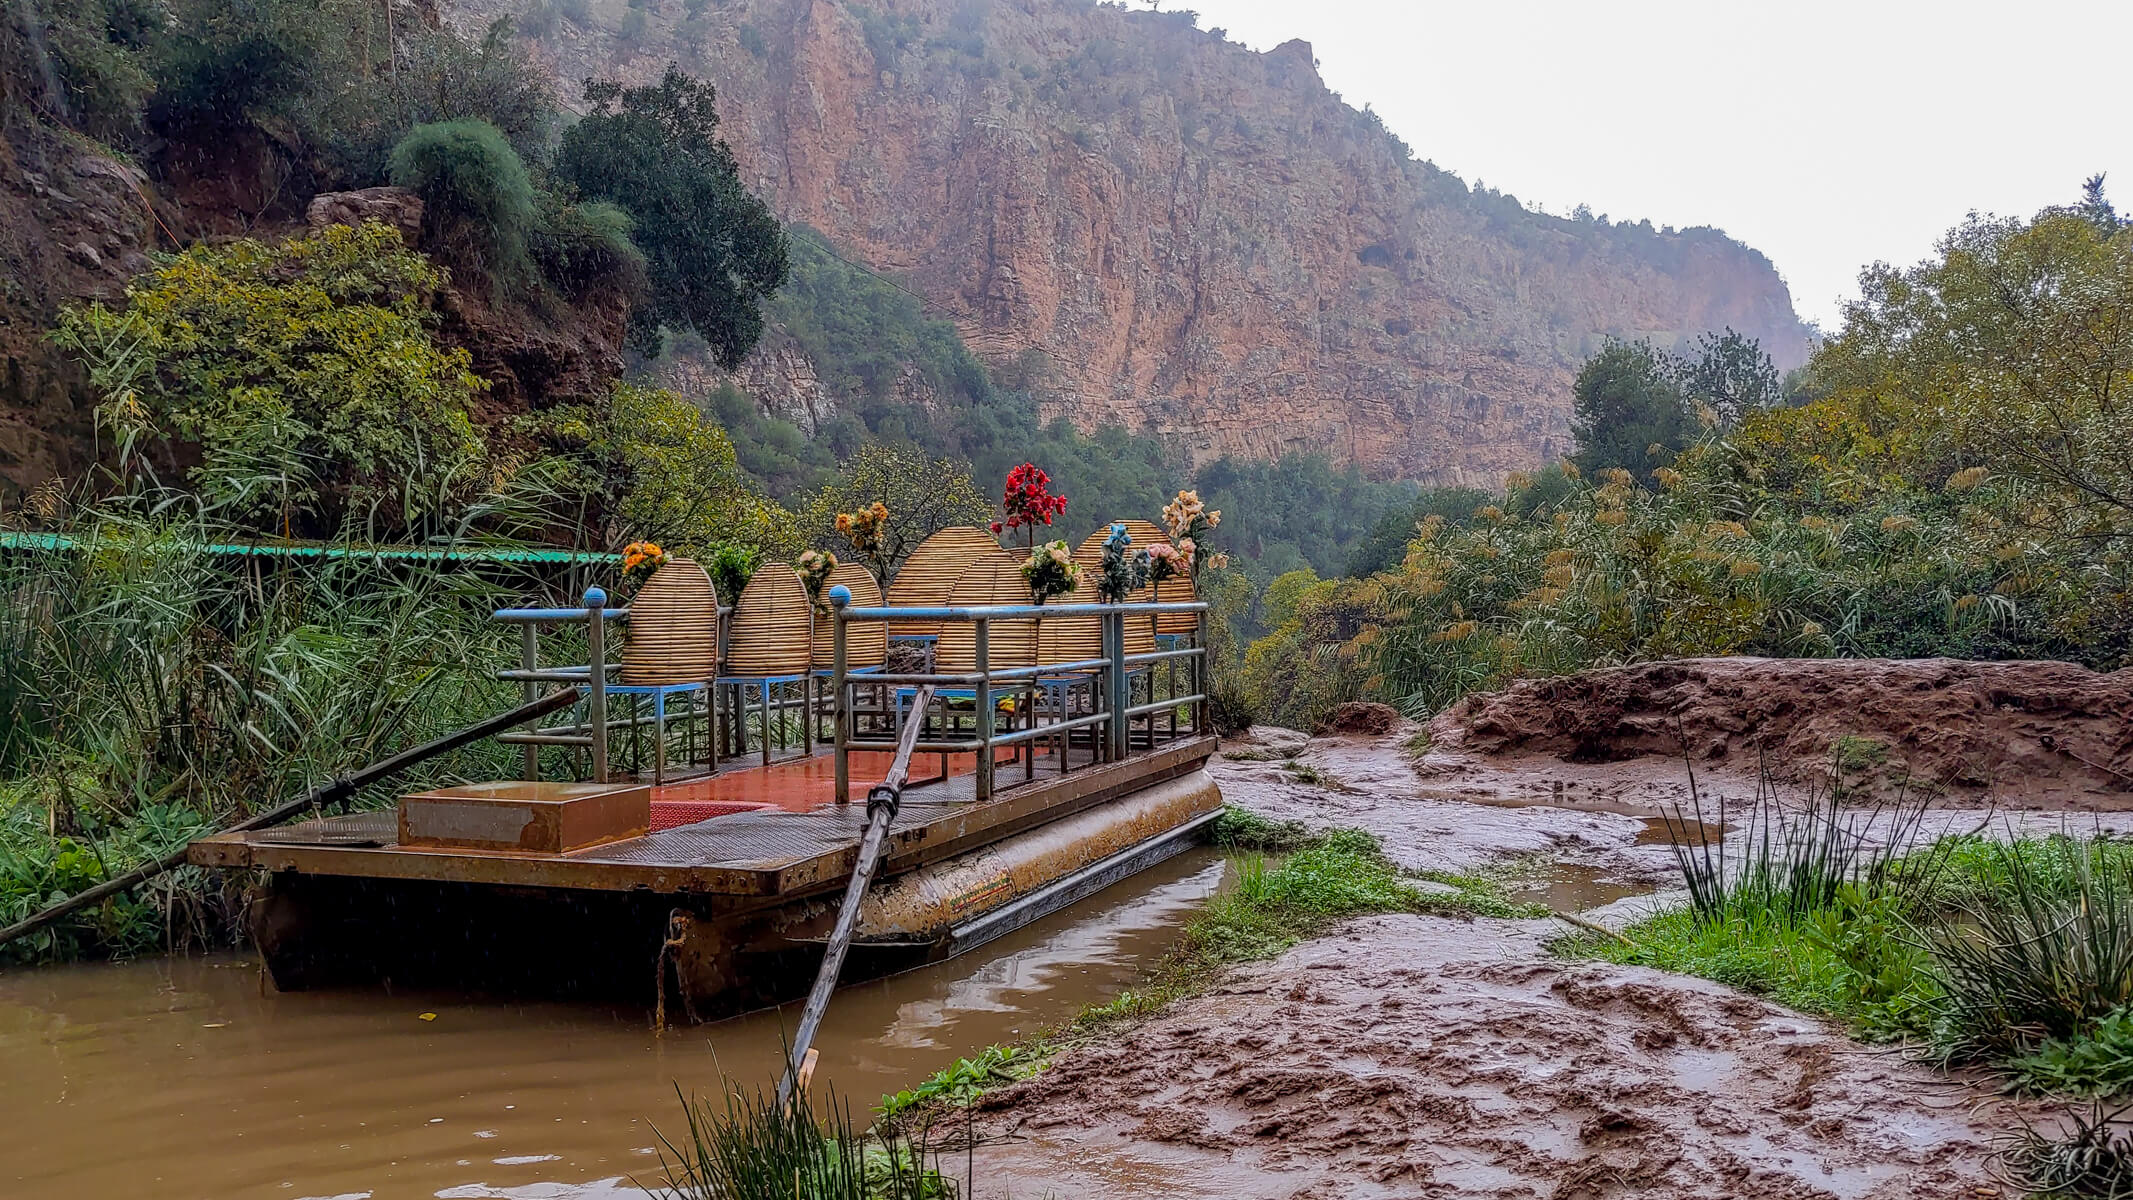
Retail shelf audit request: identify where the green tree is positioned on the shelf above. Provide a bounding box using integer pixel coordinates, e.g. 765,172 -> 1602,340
801,442 -> 991,580
2079,174 -> 2122,233
1570,339 -> 1695,480
1679,328 -> 1782,427
577,381 -> 800,556
1344,486 -> 1490,577
556,67 -> 788,367
1815,202 -> 2133,535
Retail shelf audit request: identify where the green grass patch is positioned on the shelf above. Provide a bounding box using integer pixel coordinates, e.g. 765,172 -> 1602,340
1207,805 -> 1311,852
1074,828 -> 1540,1031
1568,825 -> 2133,1102
652,1081 -> 952,1199
1571,886 -> 1939,1041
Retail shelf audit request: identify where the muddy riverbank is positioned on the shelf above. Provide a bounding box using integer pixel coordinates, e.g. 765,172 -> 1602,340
967,727 -> 2042,1198
970,914 -> 2012,1198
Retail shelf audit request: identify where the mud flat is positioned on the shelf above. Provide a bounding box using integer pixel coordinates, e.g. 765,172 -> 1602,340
970,914 -> 2011,1198
1425,656 -> 2133,810
962,668 -> 2123,1196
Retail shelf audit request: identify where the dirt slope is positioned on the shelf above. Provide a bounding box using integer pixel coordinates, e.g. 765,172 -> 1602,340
1429,657 -> 2133,809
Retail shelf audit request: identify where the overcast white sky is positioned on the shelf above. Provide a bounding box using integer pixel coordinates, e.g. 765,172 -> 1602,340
1180,0 -> 2132,330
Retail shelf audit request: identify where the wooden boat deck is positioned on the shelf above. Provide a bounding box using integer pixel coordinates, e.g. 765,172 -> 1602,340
190,737 -> 1216,900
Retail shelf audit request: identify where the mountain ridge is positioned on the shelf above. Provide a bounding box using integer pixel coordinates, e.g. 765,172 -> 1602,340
467,0 -> 1814,484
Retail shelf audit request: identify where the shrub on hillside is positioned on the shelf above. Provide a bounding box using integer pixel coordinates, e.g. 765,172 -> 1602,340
51,223 -> 487,536
388,118 -> 538,289
530,198 -> 648,302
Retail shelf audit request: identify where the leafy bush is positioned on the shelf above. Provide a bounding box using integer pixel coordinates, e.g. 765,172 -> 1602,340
568,381 -> 801,558
389,118 -> 538,287
2009,1010 -> 2133,1098
35,0 -> 160,140
52,222 -> 487,536
531,198 -> 648,301
147,0 -> 325,137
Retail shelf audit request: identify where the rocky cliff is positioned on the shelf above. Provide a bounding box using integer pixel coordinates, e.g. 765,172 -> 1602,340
473,0 -> 1815,484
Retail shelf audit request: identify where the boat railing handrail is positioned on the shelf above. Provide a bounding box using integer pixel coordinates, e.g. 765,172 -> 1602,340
492,587 -> 620,781
839,600 -> 1208,621
827,586 -> 1209,803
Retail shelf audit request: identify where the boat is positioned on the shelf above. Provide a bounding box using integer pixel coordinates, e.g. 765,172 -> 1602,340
189,568 -> 1221,1021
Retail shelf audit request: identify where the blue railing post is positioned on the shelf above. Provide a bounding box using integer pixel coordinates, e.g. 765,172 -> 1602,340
1105,608 -> 1128,762
974,617 -> 993,802
519,623 -> 540,780
831,586 -> 851,803
585,586 -> 608,783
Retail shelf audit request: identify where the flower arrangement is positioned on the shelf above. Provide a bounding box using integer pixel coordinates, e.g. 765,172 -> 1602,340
993,462 -> 1068,549
1160,489 -> 1229,574
1144,539 -> 1188,584
1021,539 -> 1081,604
1096,522 -> 1152,603
621,540 -> 669,587
833,501 -> 891,583
795,548 -> 838,613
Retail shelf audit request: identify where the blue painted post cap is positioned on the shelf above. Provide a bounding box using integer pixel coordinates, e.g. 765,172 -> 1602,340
828,584 -> 853,606
583,585 -> 609,608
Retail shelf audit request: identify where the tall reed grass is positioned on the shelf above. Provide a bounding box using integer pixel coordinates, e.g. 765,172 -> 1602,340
649,1083 -> 954,1200
0,512 -> 584,961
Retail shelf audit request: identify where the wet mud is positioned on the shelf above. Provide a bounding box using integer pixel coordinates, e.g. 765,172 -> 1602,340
971,916 -> 2012,1199
968,725 -> 2033,1197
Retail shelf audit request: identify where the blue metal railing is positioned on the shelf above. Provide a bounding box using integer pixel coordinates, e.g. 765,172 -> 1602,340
829,590 -> 1209,803
492,587 -> 629,782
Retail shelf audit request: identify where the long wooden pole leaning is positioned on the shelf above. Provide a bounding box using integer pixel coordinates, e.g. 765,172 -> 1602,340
0,687 -> 581,953
778,681 -> 937,1107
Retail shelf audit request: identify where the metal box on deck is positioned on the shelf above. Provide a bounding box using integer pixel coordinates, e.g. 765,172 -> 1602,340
397,780 -> 650,853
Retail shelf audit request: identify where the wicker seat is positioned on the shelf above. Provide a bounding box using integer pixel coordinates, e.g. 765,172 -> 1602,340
619,557 -> 720,685
934,553 -> 1038,672
813,561 -> 888,669
884,526 -> 1007,640
724,564 -> 814,677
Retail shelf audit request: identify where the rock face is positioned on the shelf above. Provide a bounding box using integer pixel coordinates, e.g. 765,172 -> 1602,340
305,187 -> 425,244
651,331 -> 840,432
0,98 -> 155,500
467,0 -> 1814,484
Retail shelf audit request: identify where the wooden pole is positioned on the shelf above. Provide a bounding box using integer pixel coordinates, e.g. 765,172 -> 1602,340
776,684 -> 934,1107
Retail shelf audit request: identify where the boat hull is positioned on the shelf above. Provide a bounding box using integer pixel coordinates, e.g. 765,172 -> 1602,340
247,769 -> 1222,1020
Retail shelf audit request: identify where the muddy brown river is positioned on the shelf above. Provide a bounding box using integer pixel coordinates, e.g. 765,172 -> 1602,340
0,851 -> 1227,1200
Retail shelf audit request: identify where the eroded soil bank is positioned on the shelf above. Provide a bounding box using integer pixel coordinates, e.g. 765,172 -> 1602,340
1429,656 -> 2133,809
968,703 -> 2076,1198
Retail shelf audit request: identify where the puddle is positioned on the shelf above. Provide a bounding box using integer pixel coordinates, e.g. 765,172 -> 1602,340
1508,862 -> 1655,913
0,851 -> 1226,1200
